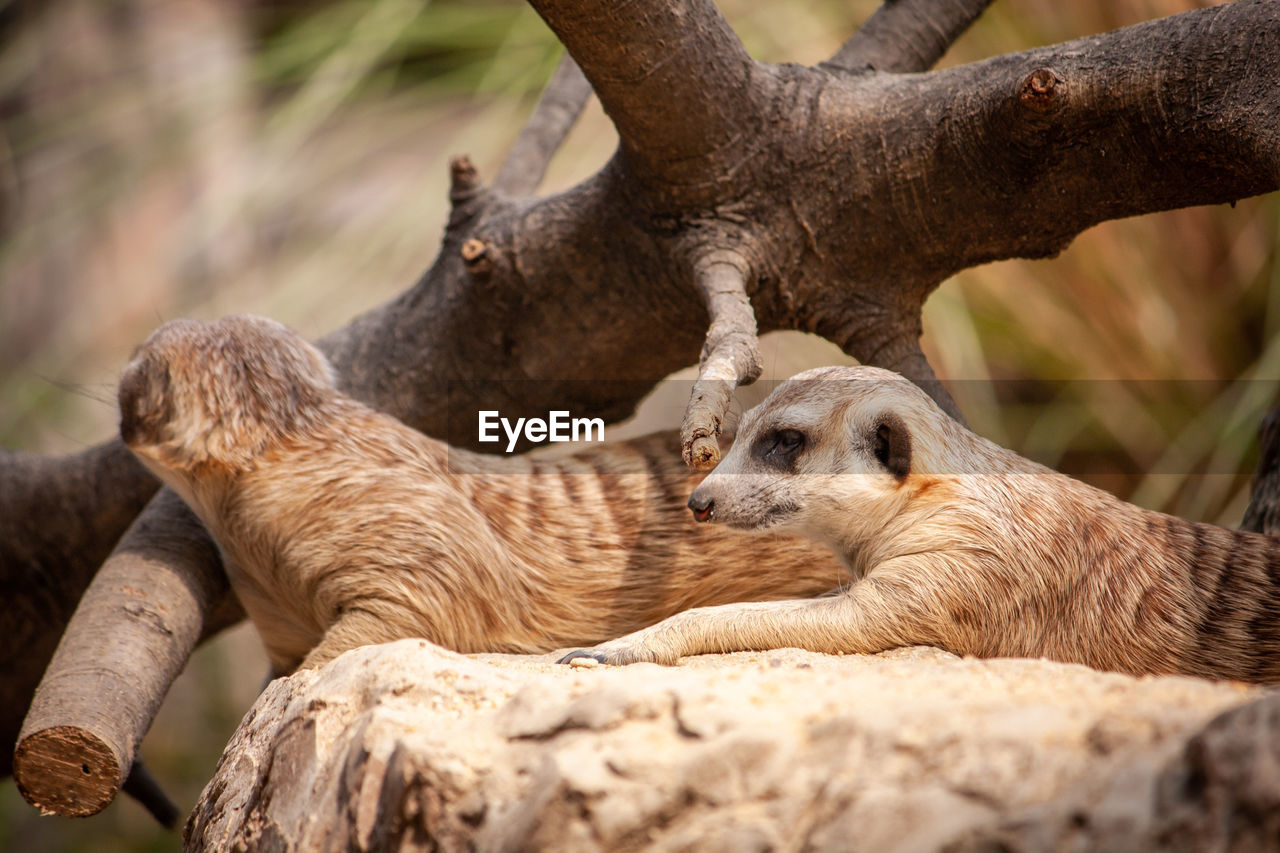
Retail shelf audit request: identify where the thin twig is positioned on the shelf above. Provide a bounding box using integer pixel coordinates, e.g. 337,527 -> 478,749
825,0 -> 994,74
493,54 -> 592,196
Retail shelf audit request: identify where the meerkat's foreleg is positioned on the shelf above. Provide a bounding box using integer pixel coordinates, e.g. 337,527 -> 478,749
298,606 -> 420,671
558,573 -> 944,666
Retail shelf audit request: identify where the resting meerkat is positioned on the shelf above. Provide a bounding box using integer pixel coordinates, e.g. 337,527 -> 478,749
117,315 -> 843,673
560,366 -> 1280,682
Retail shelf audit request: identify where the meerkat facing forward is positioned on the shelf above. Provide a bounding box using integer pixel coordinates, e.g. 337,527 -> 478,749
560,366 -> 1280,682
118,315 -> 843,673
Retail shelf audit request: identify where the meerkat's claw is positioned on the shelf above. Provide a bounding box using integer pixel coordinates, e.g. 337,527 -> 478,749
558,644 -> 669,666
558,650 -> 608,666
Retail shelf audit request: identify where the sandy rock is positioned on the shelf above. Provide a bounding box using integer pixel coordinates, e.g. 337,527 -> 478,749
185,640 -> 1267,852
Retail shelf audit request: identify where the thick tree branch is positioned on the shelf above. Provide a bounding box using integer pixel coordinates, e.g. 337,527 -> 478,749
493,54 -> 592,196
526,0 -> 759,192
0,442 -> 158,776
301,0 -> 1280,451
680,251 -> 763,469
826,0 -> 994,74
838,0 -> 1280,285
14,488 -> 229,818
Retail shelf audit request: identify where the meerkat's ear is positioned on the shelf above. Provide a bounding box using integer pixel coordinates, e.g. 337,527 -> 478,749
871,412 -> 911,481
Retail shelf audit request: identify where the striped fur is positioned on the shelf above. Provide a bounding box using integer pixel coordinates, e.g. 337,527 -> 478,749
118,315 -> 844,673
564,366 -> 1280,682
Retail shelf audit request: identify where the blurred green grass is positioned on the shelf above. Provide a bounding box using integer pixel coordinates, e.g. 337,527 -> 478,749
0,0 -> 1273,849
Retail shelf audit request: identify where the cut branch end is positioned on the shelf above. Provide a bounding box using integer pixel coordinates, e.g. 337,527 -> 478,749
685,434 -> 723,471
13,726 -> 122,818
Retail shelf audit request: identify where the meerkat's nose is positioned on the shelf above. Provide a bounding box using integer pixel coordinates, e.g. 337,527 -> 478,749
687,492 -> 714,523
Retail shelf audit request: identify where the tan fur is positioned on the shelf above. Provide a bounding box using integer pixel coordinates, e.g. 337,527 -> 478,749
564,366 -> 1280,682
117,315 -> 844,673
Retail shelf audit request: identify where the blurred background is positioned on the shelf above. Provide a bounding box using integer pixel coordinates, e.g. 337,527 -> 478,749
0,0 -> 1273,848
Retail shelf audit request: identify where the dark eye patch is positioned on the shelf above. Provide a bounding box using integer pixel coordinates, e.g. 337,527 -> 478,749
753,427 -> 807,471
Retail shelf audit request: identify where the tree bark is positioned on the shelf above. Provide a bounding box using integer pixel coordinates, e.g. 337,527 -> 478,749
9,0 -> 1280,821
680,251 -> 762,469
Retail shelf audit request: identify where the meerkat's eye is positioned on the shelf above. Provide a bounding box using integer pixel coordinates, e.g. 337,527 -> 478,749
752,427 -> 805,469
773,429 -> 805,454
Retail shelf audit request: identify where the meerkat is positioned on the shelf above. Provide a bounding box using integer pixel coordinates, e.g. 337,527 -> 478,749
116,314 -> 844,674
559,366 -> 1280,682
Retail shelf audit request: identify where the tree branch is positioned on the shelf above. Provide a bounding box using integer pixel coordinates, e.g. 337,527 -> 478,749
0,442 -> 158,776
836,0 -> 1280,286
826,0 -> 994,74
493,54 -> 592,197
680,251 -> 763,469
14,488 -> 230,819
526,0 -> 758,191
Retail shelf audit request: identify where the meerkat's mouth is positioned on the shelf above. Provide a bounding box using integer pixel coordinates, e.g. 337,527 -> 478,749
724,501 -> 801,532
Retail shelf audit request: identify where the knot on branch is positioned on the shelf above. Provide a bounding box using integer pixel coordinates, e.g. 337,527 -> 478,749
1019,67 -> 1063,113
997,66 -> 1066,157
461,238 -> 494,280
679,250 -> 762,471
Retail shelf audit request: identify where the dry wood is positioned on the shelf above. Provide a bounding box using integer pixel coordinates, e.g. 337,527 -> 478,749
0,441 -> 159,780
183,642 -> 1261,851
14,489 -> 231,818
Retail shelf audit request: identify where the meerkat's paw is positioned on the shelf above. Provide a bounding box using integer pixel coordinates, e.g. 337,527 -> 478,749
556,642 -> 672,667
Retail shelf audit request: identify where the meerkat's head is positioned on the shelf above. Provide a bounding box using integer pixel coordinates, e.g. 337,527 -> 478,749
687,365 -> 960,556
119,314 -> 339,476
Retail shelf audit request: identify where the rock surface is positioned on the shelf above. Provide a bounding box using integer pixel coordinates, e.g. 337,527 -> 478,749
185,640 -> 1269,852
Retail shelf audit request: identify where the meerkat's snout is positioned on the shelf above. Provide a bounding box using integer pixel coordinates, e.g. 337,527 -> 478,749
687,489 -> 715,522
